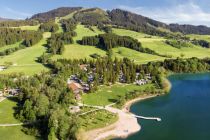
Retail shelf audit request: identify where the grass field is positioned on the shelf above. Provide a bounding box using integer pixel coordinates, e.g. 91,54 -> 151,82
52,44 -> 106,60
112,47 -> 165,64
73,24 -> 104,41
52,24 -> 105,60
82,83 -> 154,106
187,34 -> 210,42
79,110 -> 118,131
55,17 -> 64,33
0,98 -> 36,140
113,28 -> 210,59
0,32 -> 50,75
10,25 -> 39,31
142,41 -> 210,58
19,25 -> 39,31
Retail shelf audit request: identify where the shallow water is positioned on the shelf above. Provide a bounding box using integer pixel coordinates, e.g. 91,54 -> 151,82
114,73 -> 210,140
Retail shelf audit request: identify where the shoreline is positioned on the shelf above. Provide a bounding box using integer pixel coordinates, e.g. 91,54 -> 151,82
81,94 -> 159,140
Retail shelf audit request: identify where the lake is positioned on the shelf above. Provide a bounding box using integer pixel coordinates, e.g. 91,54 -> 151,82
114,73 -> 210,140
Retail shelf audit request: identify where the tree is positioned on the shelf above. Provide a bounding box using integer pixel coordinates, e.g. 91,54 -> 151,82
35,94 -> 49,117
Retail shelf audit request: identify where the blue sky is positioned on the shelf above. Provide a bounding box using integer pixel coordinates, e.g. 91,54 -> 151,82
1,0 -> 210,26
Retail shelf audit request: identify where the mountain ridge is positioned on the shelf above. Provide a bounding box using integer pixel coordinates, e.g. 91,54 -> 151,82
28,7 -> 210,35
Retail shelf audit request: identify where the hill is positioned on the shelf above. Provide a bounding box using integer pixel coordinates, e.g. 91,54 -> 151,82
30,7 -> 210,35
169,24 -> 210,35
73,8 -> 110,25
30,7 -> 82,22
108,9 -> 210,35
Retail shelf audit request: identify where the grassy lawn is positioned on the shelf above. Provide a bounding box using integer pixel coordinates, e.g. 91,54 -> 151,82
142,41 -> 210,59
187,34 -> 210,42
52,24 -> 106,60
0,98 -> 36,140
0,98 -> 20,124
112,47 -> 165,64
112,28 -> 164,41
19,25 -> 39,31
55,17 -> 64,33
0,32 -> 50,75
0,42 -> 21,52
113,28 -> 210,59
79,110 -> 118,131
52,44 -> 106,60
82,84 -> 154,106
10,25 -> 39,31
73,24 -> 104,42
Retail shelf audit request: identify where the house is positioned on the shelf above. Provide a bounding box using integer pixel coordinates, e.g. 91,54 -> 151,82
79,64 -> 88,71
68,81 -> 83,100
136,79 -> 147,85
68,81 -> 83,94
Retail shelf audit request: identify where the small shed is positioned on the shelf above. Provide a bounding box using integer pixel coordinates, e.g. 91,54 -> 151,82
69,106 -> 81,114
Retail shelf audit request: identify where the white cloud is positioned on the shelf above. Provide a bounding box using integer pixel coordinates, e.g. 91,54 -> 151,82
118,2 -> 210,26
4,7 -> 32,19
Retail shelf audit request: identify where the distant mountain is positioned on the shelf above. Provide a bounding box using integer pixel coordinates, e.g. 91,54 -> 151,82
108,9 -> 210,35
108,9 -> 167,29
30,7 -> 210,35
0,17 -> 13,21
169,24 -> 210,35
30,7 -> 82,22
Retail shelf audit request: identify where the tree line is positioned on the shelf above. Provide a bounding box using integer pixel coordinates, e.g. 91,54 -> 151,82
12,73 -> 78,140
47,32 -> 74,55
51,57 -> 163,91
0,28 -> 22,47
0,20 -> 39,27
192,39 -> 210,48
165,39 -> 194,49
163,57 -> 210,73
80,33 -> 167,57
0,28 -> 43,48
60,19 -> 77,33
39,21 -> 59,32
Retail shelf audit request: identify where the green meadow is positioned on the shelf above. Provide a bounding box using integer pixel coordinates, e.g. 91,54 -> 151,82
52,24 -> 106,60
82,84 -> 154,106
187,34 -> 210,42
0,98 -> 36,140
113,28 -> 210,59
0,32 -> 51,75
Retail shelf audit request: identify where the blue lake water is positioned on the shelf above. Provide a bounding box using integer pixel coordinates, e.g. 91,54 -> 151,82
114,73 -> 210,140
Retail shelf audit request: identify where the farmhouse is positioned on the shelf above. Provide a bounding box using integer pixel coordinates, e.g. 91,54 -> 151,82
68,81 -> 83,100
79,64 -> 88,71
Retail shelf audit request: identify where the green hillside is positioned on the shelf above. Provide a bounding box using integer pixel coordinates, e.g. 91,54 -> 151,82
0,32 -> 50,75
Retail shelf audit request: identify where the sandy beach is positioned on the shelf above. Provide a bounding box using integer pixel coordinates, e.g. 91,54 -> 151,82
82,94 -> 158,140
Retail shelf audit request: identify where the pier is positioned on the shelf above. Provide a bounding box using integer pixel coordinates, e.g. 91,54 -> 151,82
133,114 -> 162,122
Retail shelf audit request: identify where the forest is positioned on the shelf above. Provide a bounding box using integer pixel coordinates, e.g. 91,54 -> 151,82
80,33 -> 167,57
39,22 -> 59,32
0,20 -> 39,27
47,32 -> 74,55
